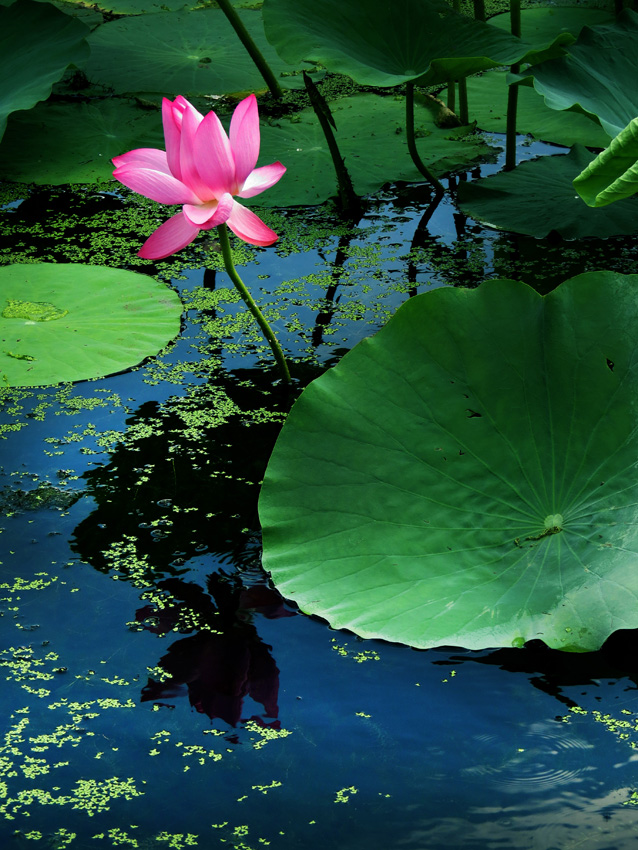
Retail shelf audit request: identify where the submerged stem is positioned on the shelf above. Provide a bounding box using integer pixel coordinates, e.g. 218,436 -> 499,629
217,223 -> 291,385
216,0 -> 284,100
405,83 -> 445,194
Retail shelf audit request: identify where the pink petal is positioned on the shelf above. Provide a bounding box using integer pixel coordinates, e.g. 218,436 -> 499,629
226,200 -> 278,246
183,193 -> 234,227
162,98 -> 183,180
238,162 -> 286,199
114,166 -> 201,205
229,94 -> 260,187
179,104 -> 214,201
193,109 -> 236,198
138,211 -> 201,259
112,148 -> 170,173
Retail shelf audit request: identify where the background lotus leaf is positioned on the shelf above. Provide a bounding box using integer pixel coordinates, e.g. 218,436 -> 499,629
457,146 -> 638,238
524,10 -> 638,137
488,6 -> 613,65
255,93 -> 494,206
0,98 -> 165,184
260,272 -> 638,652
573,117 -> 638,207
84,7 -> 306,96
0,92 -> 491,193
263,0 -> 529,88
0,264 -> 182,387
466,71 -> 610,148
0,0 -> 90,141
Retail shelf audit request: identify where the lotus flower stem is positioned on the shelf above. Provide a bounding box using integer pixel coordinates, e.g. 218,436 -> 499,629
217,222 -> 291,385
216,0 -> 284,101
405,83 -> 445,194
505,0 -> 521,170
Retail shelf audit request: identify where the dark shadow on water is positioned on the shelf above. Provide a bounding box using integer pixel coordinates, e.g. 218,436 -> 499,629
139,571 -> 295,727
441,630 -> 638,712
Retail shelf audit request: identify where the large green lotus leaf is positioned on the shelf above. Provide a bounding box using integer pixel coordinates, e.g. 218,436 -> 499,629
0,0 -> 90,141
260,272 -> 638,652
488,6 -> 613,65
256,93 -> 493,205
262,0 -> 529,88
0,264 -> 182,387
467,71 -> 610,148
457,146 -> 638,238
84,8 -> 303,95
525,10 -> 638,138
574,117 -> 638,207
0,99 -> 165,184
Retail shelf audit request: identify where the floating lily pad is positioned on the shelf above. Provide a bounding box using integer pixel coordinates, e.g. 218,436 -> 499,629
525,9 -> 638,137
263,0 -> 529,87
260,272 -> 638,652
0,98 -> 164,184
574,117 -> 638,207
0,0 -> 90,140
467,71 -> 610,148
0,264 -> 182,387
457,146 -> 638,238
257,93 -> 494,205
84,7 -> 302,95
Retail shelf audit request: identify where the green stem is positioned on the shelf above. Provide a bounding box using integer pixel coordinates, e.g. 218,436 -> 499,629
473,0 -> 486,20
447,80 -> 456,113
303,72 -> 361,217
217,223 -> 291,384
405,83 -> 445,193
505,0 -> 521,171
215,0 -> 284,100
452,0 -> 468,125
457,76 -> 469,124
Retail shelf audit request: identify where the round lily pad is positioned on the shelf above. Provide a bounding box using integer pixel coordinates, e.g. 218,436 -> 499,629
84,7 -> 300,96
456,146 -> 638,238
0,264 -> 182,387
260,272 -> 638,652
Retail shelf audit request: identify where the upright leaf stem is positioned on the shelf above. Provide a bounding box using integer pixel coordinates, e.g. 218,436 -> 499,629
473,0 -> 486,20
303,72 -> 361,217
216,0 -> 284,100
405,83 -> 445,194
505,0 -> 522,171
217,223 -> 291,385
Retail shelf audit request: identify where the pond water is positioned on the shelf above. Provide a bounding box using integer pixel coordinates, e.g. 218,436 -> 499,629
4,136 -> 638,850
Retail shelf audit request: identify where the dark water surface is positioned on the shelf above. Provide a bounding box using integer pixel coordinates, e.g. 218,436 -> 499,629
3,139 -> 638,849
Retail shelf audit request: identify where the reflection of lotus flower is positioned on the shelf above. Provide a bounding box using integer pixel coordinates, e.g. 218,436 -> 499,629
112,94 -> 286,259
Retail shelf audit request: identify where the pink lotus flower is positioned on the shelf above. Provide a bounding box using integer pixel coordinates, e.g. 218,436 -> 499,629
112,94 -> 286,260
